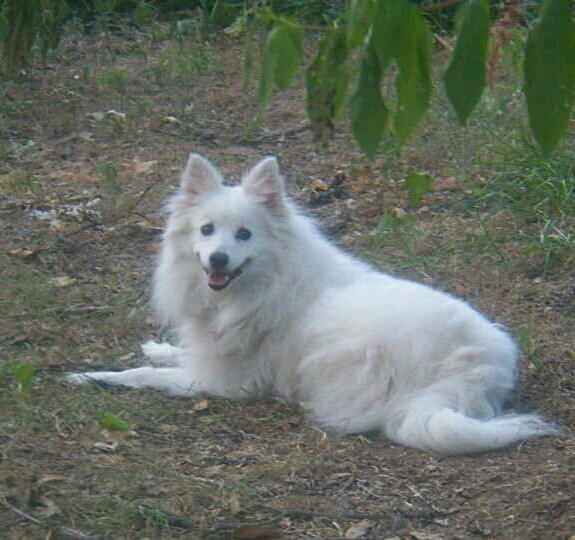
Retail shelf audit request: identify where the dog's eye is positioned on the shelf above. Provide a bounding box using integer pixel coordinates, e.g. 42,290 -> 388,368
200,223 -> 215,236
236,227 -> 252,241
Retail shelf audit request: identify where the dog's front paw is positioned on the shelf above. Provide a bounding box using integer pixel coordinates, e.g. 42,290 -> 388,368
64,372 -> 118,390
141,340 -> 163,359
141,340 -> 181,366
64,372 -> 92,385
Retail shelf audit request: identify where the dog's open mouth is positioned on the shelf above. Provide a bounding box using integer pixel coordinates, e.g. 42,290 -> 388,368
206,259 -> 250,291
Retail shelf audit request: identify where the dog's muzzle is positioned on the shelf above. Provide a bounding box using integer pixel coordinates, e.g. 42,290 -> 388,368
205,258 -> 250,291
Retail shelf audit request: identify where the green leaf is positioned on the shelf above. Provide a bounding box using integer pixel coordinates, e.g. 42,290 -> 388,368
0,7 -> 9,42
99,413 -> 131,431
174,19 -> 196,39
372,0 -> 432,145
403,169 -> 433,208
371,0 -> 403,73
350,44 -> 388,160
241,17 -> 255,92
133,1 -> 154,28
12,362 -> 35,393
347,0 -> 375,49
306,28 -> 349,142
524,0 -> 575,155
95,0 -> 117,15
272,23 -> 303,90
257,20 -> 303,110
394,13 -> 433,144
443,0 -> 490,125
257,35 -> 275,109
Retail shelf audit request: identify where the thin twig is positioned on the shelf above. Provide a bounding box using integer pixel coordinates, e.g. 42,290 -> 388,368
127,182 -> 157,216
434,33 -> 453,51
248,123 -> 311,145
258,505 -> 394,523
62,221 -> 101,238
138,505 -> 195,529
0,496 -> 42,525
54,526 -> 103,540
187,475 -> 224,487
0,496 -> 102,539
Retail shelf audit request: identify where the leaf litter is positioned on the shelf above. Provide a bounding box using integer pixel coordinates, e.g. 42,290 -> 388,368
0,19 -> 573,540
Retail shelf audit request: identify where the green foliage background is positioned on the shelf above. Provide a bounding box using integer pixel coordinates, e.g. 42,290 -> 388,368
0,0 -> 573,156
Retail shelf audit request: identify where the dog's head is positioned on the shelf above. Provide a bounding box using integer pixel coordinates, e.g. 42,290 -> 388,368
171,153 -> 287,292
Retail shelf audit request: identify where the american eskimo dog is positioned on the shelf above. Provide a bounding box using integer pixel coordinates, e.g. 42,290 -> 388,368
66,154 -> 555,455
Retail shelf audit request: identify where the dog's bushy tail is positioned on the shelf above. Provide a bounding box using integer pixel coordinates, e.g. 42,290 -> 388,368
386,397 -> 556,456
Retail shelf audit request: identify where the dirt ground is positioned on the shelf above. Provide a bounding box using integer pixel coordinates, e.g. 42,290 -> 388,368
0,23 -> 574,540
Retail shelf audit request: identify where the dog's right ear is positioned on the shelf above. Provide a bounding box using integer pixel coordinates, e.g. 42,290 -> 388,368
181,153 -> 222,199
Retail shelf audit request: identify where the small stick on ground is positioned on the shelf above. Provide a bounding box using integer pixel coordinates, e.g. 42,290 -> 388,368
0,496 -> 102,540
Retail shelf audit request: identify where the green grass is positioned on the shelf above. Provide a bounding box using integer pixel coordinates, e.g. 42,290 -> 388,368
478,143 -> 575,223
515,325 -> 544,372
363,135 -> 574,280
147,43 -> 214,84
473,140 -> 575,273
0,170 -> 41,194
97,66 -> 130,92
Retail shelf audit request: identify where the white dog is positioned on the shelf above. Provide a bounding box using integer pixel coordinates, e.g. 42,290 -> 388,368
67,154 -> 555,455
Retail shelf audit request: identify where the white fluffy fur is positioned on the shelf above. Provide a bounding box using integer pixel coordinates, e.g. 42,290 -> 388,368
66,154 -> 556,455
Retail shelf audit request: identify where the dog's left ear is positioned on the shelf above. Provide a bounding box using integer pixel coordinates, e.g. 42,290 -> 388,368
243,157 -> 285,214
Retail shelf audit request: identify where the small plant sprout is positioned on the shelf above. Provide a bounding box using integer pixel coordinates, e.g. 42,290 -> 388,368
12,362 -> 35,393
99,412 -> 131,431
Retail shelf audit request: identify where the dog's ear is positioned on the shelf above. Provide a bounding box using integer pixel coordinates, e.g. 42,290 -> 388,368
181,153 -> 222,198
243,157 -> 285,214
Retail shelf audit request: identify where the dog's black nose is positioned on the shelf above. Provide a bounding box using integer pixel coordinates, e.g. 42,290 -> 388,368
209,251 -> 229,271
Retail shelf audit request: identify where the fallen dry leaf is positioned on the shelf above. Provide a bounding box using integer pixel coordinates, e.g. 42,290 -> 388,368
50,276 -> 78,289
87,111 -> 104,121
432,176 -> 458,192
158,424 -> 179,433
94,441 -> 119,452
100,429 -> 131,443
49,221 -> 68,234
228,492 -> 241,515
345,519 -> 372,539
391,207 -> 407,219
50,276 -> 77,288
310,178 -> 329,192
410,532 -> 446,540
192,399 -> 209,412
133,158 -> 157,175
8,248 -> 37,259
105,109 -> 126,122
36,475 -> 68,487
35,496 -> 61,518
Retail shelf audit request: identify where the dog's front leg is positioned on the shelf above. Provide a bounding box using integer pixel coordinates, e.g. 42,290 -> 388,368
65,359 -> 258,399
65,367 -> 201,396
141,340 -> 186,367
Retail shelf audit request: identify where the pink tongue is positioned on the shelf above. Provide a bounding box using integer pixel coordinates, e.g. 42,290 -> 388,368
209,273 -> 230,287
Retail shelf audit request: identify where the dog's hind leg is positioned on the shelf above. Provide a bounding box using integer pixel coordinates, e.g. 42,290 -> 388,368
65,367 -> 199,396
141,341 -> 185,367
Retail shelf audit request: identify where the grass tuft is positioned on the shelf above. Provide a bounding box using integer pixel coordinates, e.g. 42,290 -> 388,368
97,66 -> 130,92
147,43 -> 214,84
475,140 -> 575,272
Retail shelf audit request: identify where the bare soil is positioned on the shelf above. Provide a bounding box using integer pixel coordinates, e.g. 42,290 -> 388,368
0,25 -> 573,540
